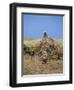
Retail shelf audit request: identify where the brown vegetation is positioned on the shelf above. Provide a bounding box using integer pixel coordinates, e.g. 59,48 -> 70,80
23,38 -> 63,75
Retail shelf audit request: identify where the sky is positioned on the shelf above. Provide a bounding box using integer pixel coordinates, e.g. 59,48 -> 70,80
23,14 -> 63,39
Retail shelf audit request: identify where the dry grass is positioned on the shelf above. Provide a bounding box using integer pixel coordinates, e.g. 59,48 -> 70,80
23,39 -> 41,47
22,55 -> 63,75
22,39 -> 63,75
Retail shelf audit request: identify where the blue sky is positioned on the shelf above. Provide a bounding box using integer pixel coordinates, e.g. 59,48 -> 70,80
23,14 -> 63,39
